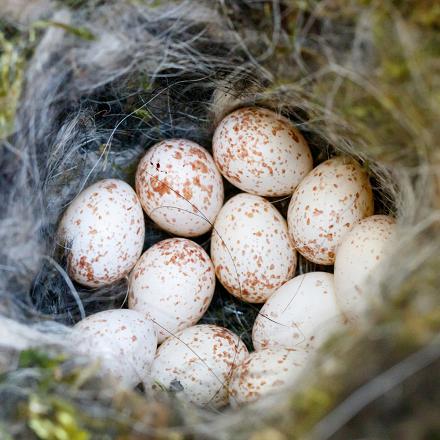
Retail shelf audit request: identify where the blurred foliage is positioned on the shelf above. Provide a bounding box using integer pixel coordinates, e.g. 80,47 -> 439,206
0,26 -> 27,139
27,395 -> 90,440
1,348 -> 181,439
8,349 -> 91,439
0,16 -> 95,140
336,1 -> 440,164
257,1 -> 440,436
261,0 -> 440,166
288,254 -> 440,439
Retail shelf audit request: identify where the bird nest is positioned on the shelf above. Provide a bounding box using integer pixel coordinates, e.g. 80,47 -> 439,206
0,1 -> 439,439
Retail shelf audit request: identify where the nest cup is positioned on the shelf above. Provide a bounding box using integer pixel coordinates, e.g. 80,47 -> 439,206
1,1 -> 439,439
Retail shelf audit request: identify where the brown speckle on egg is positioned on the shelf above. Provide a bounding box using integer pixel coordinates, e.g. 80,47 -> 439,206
287,157 -> 374,265
150,324 -> 248,408
129,238 -> 216,343
211,193 -> 296,303
58,179 -> 145,287
135,139 -> 224,237
213,107 -> 313,197
229,347 -> 308,405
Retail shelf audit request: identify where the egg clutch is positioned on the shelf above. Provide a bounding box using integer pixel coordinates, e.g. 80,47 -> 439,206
58,106 -> 396,408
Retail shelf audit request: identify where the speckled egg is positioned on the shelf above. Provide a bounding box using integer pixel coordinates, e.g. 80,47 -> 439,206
287,157 -> 374,265
213,107 -> 313,197
58,179 -> 145,287
129,238 -> 215,343
135,139 -> 224,237
72,309 -> 157,388
229,347 -> 308,405
150,324 -> 248,408
252,272 -> 345,351
334,215 -> 396,321
210,193 -> 297,303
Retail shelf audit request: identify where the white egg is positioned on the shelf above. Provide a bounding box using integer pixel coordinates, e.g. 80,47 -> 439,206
334,215 -> 396,321
71,309 -> 157,388
252,272 -> 346,351
150,324 -> 248,408
213,107 -> 313,196
229,347 -> 309,405
129,238 -> 215,343
287,157 -> 374,265
135,139 -> 224,237
210,193 -> 297,303
58,179 -> 145,287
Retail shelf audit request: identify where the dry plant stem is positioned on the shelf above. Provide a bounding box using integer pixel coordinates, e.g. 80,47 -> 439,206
311,336 -> 440,440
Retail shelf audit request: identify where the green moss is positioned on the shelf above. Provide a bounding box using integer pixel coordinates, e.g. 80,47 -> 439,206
0,30 -> 25,139
133,107 -> 153,123
8,350 -> 91,439
27,395 -> 90,440
7,349 -> 178,438
340,6 -> 436,162
33,20 -> 95,41
268,0 -> 439,166
19,349 -> 66,370
290,386 -> 337,437
0,10 -> 97,141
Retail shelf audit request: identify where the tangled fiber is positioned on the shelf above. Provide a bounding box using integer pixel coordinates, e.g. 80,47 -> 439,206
0,0 -> 439,439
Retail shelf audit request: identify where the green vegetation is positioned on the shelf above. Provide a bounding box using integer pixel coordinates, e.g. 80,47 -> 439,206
0,26 -> 26,139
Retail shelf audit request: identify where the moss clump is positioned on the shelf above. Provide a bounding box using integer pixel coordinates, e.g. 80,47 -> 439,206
1,348 -> 183,439
27,394 -> 90,440
0,28 -> 26,139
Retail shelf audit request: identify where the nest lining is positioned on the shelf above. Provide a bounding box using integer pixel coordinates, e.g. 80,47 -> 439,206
1,1 -> 439,439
